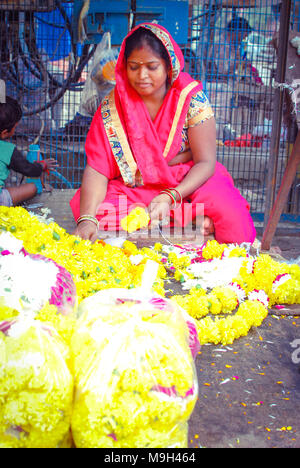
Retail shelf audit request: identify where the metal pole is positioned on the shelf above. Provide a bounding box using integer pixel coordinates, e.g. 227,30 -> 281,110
261,130 -> 300,251
263,0 -> 291,233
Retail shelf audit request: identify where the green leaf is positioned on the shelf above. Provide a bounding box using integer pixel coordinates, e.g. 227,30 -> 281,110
52,231 -> 60,241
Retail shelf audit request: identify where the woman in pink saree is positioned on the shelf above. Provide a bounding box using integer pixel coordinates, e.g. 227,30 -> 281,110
70,23 -> 256,244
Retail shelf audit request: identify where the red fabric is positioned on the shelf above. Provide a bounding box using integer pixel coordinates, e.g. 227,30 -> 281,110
70,23 -> 256,244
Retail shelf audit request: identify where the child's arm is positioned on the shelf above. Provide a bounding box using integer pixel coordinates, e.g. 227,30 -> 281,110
8,148 -> 57,177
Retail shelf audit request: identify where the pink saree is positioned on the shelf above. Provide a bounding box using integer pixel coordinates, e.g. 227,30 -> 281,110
70,23 -> 256,244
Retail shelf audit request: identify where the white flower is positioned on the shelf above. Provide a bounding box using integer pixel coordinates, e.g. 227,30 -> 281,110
228,282 -> 246,303
272,274 -> 292,293
0,253 -> 59,312
248,289 -> 269,307
0,231 -> 23,254
186,257 -> 245,290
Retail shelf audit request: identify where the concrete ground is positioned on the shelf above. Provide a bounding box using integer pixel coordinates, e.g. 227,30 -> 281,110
24,189 -> 300,449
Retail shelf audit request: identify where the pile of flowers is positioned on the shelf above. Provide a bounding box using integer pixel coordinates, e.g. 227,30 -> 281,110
0,206 -> 165,304
0,318 -> 73,448
0,206 -> 300,448
0,206 -> 299,348
71,290 -> 198,448
154,241 -> 300,345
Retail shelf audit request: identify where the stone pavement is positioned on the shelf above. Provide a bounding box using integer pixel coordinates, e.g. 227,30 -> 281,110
24,189 -> 300,448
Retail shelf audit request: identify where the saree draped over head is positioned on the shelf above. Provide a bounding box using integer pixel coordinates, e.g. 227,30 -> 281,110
70,23 -> 256,244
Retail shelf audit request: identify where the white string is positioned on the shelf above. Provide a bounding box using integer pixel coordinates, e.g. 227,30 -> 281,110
273,80 -> 300,115
158,223 -> 175,246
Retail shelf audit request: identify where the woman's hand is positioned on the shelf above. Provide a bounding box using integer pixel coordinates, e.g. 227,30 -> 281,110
73,165 -> 108,241
148,193 -> 172,227
73,219 -> 99,242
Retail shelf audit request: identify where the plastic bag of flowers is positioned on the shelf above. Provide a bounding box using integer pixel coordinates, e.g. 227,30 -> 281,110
0,317 -> 74,448
0,231 -> 77,318
74,260 -> 200,359
71,287 -> 199,448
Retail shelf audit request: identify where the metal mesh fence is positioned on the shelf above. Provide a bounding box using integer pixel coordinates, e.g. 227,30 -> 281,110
0,0 -> 299,221
186,0 -> 299,220
0,1 -> 91,189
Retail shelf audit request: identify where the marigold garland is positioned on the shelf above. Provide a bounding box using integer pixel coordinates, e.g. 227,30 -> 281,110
0,207 -> 300,349
0,207 -> 300,448
154,240 -> 300,345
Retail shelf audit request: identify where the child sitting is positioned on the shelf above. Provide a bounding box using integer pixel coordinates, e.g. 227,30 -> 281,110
0,95 -> 57,206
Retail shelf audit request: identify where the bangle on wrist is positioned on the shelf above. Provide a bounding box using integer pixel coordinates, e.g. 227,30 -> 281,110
77,215 -> 99,230
159,190 -> 177,208
159,187 -> 183,209
169,188 -> 182,207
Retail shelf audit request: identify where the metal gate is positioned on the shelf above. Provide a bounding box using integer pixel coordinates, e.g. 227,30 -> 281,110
0,0 -> 299,222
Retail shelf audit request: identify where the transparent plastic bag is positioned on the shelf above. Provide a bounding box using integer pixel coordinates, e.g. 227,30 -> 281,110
0,318 -> 73,448
80,32 -> 119,117
75,286 -> 200,359
0,232 -> 77,317
71,285 -> 199,448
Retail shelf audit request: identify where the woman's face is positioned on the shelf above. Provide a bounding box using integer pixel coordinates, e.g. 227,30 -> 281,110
126,44 -> 169,99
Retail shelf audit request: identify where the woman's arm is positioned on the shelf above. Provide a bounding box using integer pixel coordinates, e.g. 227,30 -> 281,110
176,116 -> 216,198
148,117 -> 216,223
73,164 -> 108,241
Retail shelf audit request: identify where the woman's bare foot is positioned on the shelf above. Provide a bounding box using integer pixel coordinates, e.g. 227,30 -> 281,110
193,215 -> 215,237
203,215 -> 214,236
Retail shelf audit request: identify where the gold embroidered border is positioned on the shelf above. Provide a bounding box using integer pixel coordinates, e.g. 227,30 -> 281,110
108,90 -> 141,186
163,81 -> 200,158
143,24 -> 180,83
101,94 -> 133,186
188,107 -> 214,127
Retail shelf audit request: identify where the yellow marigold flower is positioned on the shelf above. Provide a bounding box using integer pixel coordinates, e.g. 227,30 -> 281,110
175,294 -> 209,320
288,263 -> 300,281
189,286 -> 206,297
0,301 -> 19,322
206,293 -> 222,315
35,303 -> 76,347
174,268 -> 193,283
121,207 -> 150,233
168,252 -> 191,269
202,240 -> 226,260
196,316 -> 221,345
217,315 -> 249,345
270,277 -> 300,306
0,319 -> 73,448
0,206 -> 167,301
228,246 -> 247,258
123,240 -> 139,256
212,286 -> 239,313
236,300 -> 268,327
141,246 -> 163,263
